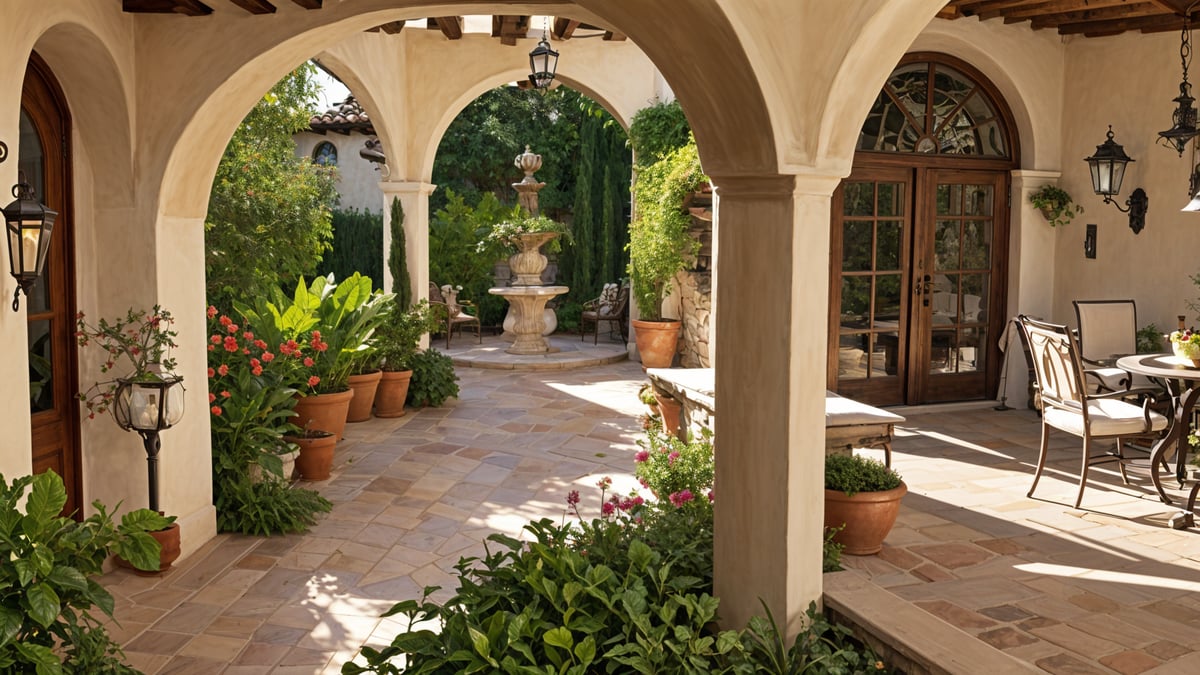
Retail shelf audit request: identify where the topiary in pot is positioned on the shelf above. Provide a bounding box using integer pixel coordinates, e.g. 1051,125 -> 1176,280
823,453 -> 906,555
406,348 -> 460,408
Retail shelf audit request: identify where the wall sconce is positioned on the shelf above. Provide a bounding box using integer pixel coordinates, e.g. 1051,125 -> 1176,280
528,18 -> 559,89
1084,126 -> 1149,234
2,173 -> 57,311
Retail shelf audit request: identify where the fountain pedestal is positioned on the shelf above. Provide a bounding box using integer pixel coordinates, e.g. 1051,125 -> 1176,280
488,286 -> 568,354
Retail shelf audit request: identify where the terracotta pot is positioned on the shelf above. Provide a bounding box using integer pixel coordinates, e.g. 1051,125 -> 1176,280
288,431 -> 337,481
632,319 -> 682,369
374,369 -> 413,418
116,520 -> 181,576
346,370 -> 383,422
824,482 -> 908,555
653,391 -> 684,440
291,388 -> 354,440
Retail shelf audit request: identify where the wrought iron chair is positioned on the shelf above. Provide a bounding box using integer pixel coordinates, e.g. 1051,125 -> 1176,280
428,282 -> 481,349
1018,315 -> 1167,508
581,283 -> 629,345
1073,299 -> 1162,397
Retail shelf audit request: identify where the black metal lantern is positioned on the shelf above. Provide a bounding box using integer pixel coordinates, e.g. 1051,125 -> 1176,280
528,37 -> 559,89
3,173 -> 56,311
113,376 -> 185,513
1159,18 -> 1200,156
1084,126 -> 1150,234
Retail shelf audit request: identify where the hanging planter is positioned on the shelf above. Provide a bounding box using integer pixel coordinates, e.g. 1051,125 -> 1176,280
1029,184 -> 1082,227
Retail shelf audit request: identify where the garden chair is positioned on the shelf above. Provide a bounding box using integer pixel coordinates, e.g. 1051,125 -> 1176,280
581,282 -> 629,344
1073,299 -> 1162,398
1017,315 -> 1167,508
429,282 -> 481,349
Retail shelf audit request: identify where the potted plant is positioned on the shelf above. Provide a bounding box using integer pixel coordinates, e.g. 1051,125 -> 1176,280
485,212 -> 572,285
627,140 -> 704,368
823,453 -> 906,555
0,471 -> 171,670
1029,184 -> 1083,227
76,305 -> 185,573
407,348 -> 460,408
374,299 -> 438,417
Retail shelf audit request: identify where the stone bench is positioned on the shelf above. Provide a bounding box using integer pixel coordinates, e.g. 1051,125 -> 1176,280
645,368 -> 904,465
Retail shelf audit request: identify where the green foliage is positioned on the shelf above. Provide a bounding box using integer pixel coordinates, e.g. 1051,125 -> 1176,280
207,306 -> 331,535
406,349 -> 460,407
376,300 -> 438,372
570,112 -> 598,299
628,139 -> 705,319
483,213 -> 571,255
1137,323 -> 1163,353
628,99 -> 692,170
75,306 -> 179,419
554,299 -> 583,333
430,191 -> 512,326
205,64 -> 338,308
825,454 -> 903,497
319,209 -> 383,290
1029,184 -> 1082,228
635,425 -> 714,506
823,527 -> 845,573
388,198 -> 412,311
739,601 -> 886,674
0,471 -> 170,674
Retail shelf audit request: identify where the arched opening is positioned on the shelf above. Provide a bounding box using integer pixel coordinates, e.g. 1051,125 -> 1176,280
828,52 -> 1020,406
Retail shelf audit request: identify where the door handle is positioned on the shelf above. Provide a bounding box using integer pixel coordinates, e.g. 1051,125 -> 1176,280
915,274 -> 933,306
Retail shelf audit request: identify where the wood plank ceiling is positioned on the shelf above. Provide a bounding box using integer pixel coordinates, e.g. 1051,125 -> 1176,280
941,0 -> 1198,37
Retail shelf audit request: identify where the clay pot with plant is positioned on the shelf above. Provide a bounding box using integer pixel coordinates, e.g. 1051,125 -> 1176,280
1030,184 -> 1083,227
823,453 -> 906,555
373,299 -> 438,417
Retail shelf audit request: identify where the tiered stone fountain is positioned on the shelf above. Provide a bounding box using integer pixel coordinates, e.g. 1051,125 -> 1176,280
488,146 -> 568,355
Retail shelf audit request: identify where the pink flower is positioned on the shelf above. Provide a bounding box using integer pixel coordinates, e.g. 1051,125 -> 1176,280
707,490 -> 714,503
601,502 -> 616,516
668,451 -> 680,466
566,490 -> 580,506
596,476 -> 612,490
635,450 -> 650,463
669,490 -> 694,507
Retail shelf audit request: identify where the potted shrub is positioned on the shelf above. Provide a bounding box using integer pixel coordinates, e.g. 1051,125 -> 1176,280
1029,184 -> 1083,227
76,305 -> 184,573
374,299 -> 438,417
407,348 -> 460,408
823,453 -> 906,555
627,140 -> 704,368
0,471 -> 171,671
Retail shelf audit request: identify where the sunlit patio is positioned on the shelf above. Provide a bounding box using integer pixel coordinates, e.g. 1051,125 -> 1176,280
99,360 -> 1200,674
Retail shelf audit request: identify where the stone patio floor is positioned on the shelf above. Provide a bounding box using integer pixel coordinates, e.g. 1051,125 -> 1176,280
101,364 -> 1200,674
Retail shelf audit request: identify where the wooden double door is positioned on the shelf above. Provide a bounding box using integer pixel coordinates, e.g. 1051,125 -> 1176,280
828,165 -> 1009,406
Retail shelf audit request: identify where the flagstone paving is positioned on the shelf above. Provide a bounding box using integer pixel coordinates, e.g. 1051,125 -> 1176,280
103,369 -> 1200,674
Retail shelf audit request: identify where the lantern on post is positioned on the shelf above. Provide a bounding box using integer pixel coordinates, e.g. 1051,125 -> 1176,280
113,376 -> 185,513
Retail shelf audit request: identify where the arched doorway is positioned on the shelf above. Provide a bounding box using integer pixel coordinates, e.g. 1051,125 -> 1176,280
22,53 -> 81,516
828,53 -> 1019,406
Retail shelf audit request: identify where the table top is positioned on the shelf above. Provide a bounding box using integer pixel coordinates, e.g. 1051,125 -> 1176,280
1116,353 -> 1200,380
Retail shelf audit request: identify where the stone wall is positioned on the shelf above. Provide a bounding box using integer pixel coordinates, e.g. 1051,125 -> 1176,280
676,269 -> 711,367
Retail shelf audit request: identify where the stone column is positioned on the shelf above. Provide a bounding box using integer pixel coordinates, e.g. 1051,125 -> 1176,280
380,181 -> 436,300
711,173 -> 839,638
1006,170 -> 1061,409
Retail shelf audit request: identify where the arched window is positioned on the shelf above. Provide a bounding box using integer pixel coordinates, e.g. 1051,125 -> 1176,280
313,141 -> 338,166
858,60 -> 1010,158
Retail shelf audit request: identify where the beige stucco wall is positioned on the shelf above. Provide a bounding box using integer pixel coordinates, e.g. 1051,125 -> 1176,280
294,131 -> 385,214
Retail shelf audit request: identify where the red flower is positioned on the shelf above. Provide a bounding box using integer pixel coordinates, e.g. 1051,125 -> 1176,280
243,331 -> 254,340
566,490 -> 580,506
252,365 -> 263,376
219,316 -> 232,327
207,367 -> 215,378
211,406 -> 222,416
210,334 -> 221,344
262,352 -> 275,362
249,358 -> 260,368
222,336 -> 238,353
226,323 -> 239,334
307,375 -> 321,387
303,357 -> 314,367
601,502 -> 615,516
218,364 -> 229,376
221,391 -> 231,398
206,306 -> 218,319
208,392 -> 216,403
254,339 -> 267,350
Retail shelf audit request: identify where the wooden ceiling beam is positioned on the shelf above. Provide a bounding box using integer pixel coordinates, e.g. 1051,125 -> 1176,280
290,0 -> 322,8
492,15 -> 530,46
1145,0 -> 1194,16
378,21 -> 406,34
1030,3 -> 1162,29
553,17 -> 580,39
999,0 -> 1144,20
229,0 -> 276,14
603,30 -> 626,41
1058,12 -> 1185,34
956,0 -> 1040,16
429,16 -> 464,40
122,0 -> 213,15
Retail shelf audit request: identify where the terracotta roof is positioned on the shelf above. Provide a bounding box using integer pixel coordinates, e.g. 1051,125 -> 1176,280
309,95 -> 374,135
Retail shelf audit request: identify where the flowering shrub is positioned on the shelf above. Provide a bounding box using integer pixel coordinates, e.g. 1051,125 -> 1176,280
206,306 -> 331,535
634,425 -> 714,511
75,306 -> 178,418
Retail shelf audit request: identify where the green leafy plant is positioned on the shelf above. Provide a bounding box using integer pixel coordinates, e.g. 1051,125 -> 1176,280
406,348 -> 460,407
206,306 -> 331,535
483,212 -> 572,256
319,208 -> 384,292
75,306 -> 179,419
1137,323 -> 1163,353
0,471 -> 169,673
628,98 -> 692,171
738,601 -> 885,674
1029,184 -> 1082,227
375,300 -> 438,372
430,190 -> 512,326
635,424 -> 714,508
628,139 -> 705,320
825,454 -> 903,497
388,197 -> 412,311
823,526 -> 845,573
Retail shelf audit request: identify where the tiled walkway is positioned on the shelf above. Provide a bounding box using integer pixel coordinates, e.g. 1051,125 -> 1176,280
103,369 -> 1200,674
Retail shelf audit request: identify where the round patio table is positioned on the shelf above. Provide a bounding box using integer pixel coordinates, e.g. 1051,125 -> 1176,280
1115,353 -> 1200,506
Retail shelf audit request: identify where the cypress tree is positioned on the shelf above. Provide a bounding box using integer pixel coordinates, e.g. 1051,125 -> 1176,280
571,113 -> 598,299
388,197 -> 412,309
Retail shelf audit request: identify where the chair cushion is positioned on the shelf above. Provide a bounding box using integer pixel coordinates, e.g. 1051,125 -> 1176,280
1085,367 -> 1159,393
597,283 -> 619,314
1044,398 -> 1167,436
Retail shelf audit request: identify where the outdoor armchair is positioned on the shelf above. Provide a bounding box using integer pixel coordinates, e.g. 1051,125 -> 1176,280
581,282 -> 629,345
428,282 -> 481,349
